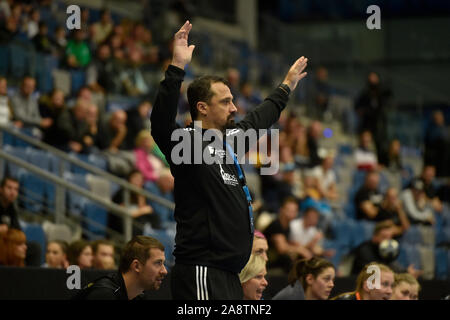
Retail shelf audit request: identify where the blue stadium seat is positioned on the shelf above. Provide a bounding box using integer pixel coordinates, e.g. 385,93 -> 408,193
4,145 -> 29,177
82,202 -> 108,239
435,248 -> 449,280
70,70 -> 86,94
401,225 -> 422,245
64,172 -> 88,217
331,219 -> 354,249
351,220 -> 375,248
19,172 -> 54,213
69,153 -> 108,175
402,244 -> 422,270
23,223 -> 47,265
8,44 -> 30,79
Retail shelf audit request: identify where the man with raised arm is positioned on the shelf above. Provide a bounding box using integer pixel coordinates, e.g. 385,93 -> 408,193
151,21 -> 308,300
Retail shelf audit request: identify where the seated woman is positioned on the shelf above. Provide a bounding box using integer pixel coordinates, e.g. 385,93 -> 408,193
390,273 -> 420,300
239,254 -> 268,300
43,240 -> 69,269
109,170 -> 161,235
0,229 -> 27,267
272,257 -> 335,300
332,262 -> 395,300
67,240 -> 93,269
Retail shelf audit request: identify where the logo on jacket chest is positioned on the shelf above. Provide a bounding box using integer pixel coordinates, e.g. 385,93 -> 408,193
217,162 -> 239,187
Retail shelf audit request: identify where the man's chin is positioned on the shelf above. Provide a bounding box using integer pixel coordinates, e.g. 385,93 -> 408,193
225,120 -> 237,130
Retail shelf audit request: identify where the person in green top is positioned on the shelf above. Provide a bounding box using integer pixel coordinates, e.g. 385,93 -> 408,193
66,29 -> 91,68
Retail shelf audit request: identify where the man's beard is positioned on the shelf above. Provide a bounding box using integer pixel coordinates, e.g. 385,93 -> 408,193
224,118 -> 237,131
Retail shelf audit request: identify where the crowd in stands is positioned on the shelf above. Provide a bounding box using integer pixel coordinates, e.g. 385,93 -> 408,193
1,0 -> 450,300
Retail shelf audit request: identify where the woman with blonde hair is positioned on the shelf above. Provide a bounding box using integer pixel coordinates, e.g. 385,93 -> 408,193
134,130 -> 166,183
332,262 -> 394,300
391,273 -> 420,300
239,254 -> 268,300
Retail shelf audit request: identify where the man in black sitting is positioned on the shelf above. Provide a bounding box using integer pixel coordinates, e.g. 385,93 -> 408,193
74,236 -> 167,300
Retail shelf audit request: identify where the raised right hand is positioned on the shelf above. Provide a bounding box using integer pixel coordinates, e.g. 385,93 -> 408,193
171,20 -> 195,70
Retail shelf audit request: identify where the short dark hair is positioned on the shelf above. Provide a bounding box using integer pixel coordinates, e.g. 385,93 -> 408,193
119,236 -> 164,273
187,75 -> 228,121
91,239 -> 114,255
1,176 -> 19,188
280,196 -> 299,208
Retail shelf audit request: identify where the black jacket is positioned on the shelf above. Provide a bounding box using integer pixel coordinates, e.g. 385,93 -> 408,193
151,65 -> 289,274
74,272 -> 131,300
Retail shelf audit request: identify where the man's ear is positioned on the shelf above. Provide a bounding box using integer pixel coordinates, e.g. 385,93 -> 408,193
306,274 -> 314,286
131,259 -> 141,273
197,102 -> 208,117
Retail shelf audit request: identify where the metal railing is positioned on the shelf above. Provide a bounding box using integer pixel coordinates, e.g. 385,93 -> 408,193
0,124 -> 175,242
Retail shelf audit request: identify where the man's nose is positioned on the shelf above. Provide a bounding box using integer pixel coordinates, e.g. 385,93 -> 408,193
230,102 -> 237,113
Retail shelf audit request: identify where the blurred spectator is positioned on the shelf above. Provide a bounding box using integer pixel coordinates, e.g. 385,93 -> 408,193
0,0 -> 12,20
83,102 -> 100,152
390,273 -> 420,300
309,66 -> 332,120
289,207 -> 335,258
97,109 -> 128,152
354,72 -> 392,160
0,228 -> 27,267
400,178 -> 435,225
0,176 -> 41,266
134,130 -> 165,183
32,21 -> 53,54
66,29 -> 91,69
110,170 -> 161,236
52,26 -> 67,58
252,230 -> 268,262
333,262 -> 394,300
351,220 -> 421,277
0,76 -> 14,126
26,8 -> 39,39
92,239 -> 116,270
311,153 -> 338,201
424,110 -> 449,177
91,9 -> 113,45
39,88 -> 67,146
124,101 -> 152,150
235,82 -> 262,114
86,43 -> 119,95
11,76 -> 53,129
354,170 -> 383,221
54,98 -> 90,153
0,176 -> 21,233
67,240 -> 93,269
120,48 -> 150,98
378,188 -> 410,236
263,197 -> 312,273
379,139 -> 402,171
420,165 -> 443,213
354,130 -> 378,171
306,120 -> 322,168
238,254 -> 268,300
0,15 -> 18,43
225,67 -> 241,98
144,169 -> 175,228
43,240 -> 69,269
